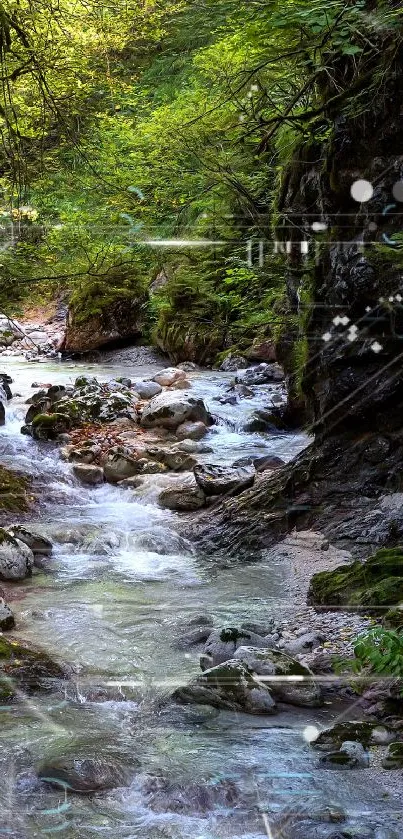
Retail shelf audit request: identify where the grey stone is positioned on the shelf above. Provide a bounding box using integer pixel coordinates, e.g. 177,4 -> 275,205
0,529 -> 34,581
158,476 -> 205,511
72,464 -> 104,485
173,660 -> 277,714
141,392 -> 212,430
134,380 -> 162,399
193,463 -> 255,496
175,421 -> 208,441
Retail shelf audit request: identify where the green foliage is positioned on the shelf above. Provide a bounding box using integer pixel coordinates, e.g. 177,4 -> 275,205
353,627 -> 403,678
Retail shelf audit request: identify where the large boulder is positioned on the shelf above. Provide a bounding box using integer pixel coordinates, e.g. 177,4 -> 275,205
37,756 -> 131,793
158,476 -> 205,511
233,646 -> 323,707
193,464 -> 255,496
62,296 -> 144,353
0,528 -> 34,580
141,392 -> 212,430
173,660 -> 277,714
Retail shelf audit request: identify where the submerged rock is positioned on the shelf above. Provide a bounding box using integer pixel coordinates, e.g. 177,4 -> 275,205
0,636 -> 66,696
143,775 -> 240,814
158,476 -> 206,511
173,660 -> 277,713
236,362 -> 284,385
0,528 -> 34,580
193,463 -> 255,496
37,756 -> 131,794
141,392 -> 212,430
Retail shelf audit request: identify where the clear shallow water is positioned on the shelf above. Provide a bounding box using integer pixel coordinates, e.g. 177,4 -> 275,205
0,358 -> 401,838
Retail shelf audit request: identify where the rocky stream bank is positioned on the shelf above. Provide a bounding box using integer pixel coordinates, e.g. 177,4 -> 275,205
0,355 -> 402,838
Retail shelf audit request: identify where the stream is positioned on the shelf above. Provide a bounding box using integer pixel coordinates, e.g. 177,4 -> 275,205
0,358 -> 401,839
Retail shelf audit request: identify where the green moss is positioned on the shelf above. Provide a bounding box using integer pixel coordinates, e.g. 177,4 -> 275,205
219,628 -> 250,643
0,466 -> 30,516
308,547 -> 403,614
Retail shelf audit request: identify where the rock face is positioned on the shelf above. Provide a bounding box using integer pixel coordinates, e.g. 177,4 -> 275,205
37,757 -> 131,793
173,660 -> 277,713
193,464 -> 255,496
141,393 -> 212,430
62,297 -> 144,353
158,476 -> 206,511
0,528 -> 34,580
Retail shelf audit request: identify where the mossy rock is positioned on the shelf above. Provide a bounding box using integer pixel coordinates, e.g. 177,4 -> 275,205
311,721 -> 393,750
31,412 -> 71,441
0,465 -> 30,514
0,636 -> 66,697
308,547 -> 403,614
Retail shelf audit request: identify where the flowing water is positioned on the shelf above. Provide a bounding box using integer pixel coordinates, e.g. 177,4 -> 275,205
0,358 -> 401,839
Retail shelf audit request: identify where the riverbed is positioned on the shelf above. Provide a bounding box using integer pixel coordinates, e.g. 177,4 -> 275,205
0,357 -> 401,839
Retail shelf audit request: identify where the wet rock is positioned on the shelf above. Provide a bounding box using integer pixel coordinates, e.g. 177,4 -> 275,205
169,377 -> 191,389
103,450 -> 141,483
176,626 -> 213,648
37,757 -> 131,793
219,355 -> 248,371
381,741 -> 403,768
0,528 -> 34,580
25,399 -> 52,424
0,401 -> 4,425
67,444 -> 101,464
177,361 -> 198,372
7,525 -> 53,557
236,362 -> 284,385
141,392 -> 212,430
173,660 -> 277,713
175,421 -> 208,441
152,367 -> 187,387
72,463 -> 104,485
320,741 -> 369,769
0,595 -> 15,630
134,380 -> 162,399
143,775 -> 240,814
175,439 -> 213,454
242,410 -> 282,433
158,476 -> 206,511
118,475 -> 144,489
233,646 -> 323,707
0,636 -> 66,696
146,446 -> 197,472
194,463 -> 255,496
234,454 -> 285,471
